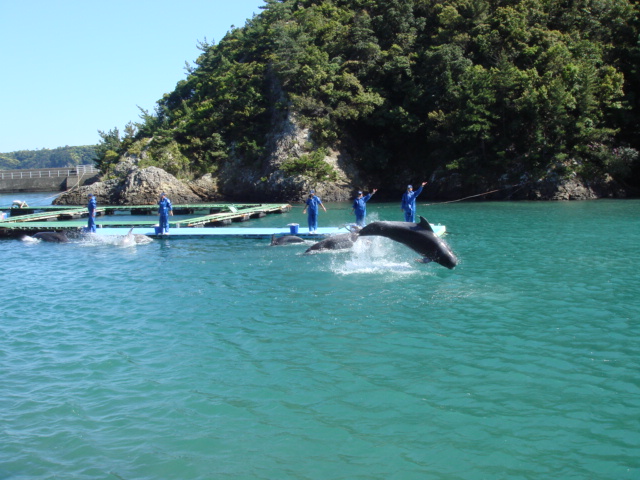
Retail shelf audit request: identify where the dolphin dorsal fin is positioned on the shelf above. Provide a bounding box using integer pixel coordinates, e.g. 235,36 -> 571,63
418,216 -> 434,232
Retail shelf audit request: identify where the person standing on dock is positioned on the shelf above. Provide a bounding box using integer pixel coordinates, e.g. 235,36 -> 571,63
302,190 -> 326,234
87,193 -> 97,233
158,192 -> 173,235
351,189 -> 377,226
401,182 -> 427,222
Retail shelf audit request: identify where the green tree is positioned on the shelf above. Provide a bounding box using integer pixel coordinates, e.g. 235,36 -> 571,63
113,0 -> 640,191
95,128 -> 122,174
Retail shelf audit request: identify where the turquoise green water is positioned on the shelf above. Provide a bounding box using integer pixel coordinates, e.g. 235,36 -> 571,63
1,193 -> 639,480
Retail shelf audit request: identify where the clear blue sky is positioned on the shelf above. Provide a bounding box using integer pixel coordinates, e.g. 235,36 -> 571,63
0,0 -> 266,153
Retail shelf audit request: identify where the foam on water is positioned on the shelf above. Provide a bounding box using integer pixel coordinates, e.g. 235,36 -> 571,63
332,236 -> 423,275
78,233 -> 152,247
20,235 -> 41,244
19,232 -> 152,248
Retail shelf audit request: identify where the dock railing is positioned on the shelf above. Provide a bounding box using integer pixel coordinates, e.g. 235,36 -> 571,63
0,165 -> 99,180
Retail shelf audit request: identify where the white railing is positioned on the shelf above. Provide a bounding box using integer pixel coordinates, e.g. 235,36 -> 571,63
76,165 -> 99,175
0,165 -> 98,180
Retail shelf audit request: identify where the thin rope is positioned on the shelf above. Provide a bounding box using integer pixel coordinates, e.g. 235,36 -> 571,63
420,182 -> 529,206
37,173 -> 85,203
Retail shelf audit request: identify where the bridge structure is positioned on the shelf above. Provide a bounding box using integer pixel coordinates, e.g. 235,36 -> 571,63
0,165 -> 99,193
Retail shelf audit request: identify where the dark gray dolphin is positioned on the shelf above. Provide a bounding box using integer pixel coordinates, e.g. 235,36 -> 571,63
270,234 -> 305,246
359,216 -> 458,269
32,231 -> 69,243
304,232 -> 359,254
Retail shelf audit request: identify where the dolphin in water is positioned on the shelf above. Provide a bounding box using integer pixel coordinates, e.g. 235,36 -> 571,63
304,232 -> 359,254
79,228 -> 152,246
358,216 -> 458,269
116,228 -> 153,246
31,231 -> 69,243
270,234 -> 305,246
133,233 -> 153,245
117,228 -> 137,247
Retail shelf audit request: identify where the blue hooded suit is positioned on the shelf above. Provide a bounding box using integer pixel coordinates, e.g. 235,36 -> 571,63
352,193 -> 372,226
158,195 -> 173,233
401,185 -> 424,222
87,195 -> 97,233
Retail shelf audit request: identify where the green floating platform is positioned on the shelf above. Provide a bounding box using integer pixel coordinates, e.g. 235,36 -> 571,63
0,203 -> 294,237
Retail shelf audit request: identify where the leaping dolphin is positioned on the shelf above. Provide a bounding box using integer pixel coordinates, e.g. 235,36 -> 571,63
358,216 -> 458,269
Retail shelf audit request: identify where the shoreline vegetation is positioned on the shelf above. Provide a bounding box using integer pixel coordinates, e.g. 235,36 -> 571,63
9,1 -> 640,202
51,161 -> 629,207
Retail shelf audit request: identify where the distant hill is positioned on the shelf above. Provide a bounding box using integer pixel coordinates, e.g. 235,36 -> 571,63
0,145 -> 97,170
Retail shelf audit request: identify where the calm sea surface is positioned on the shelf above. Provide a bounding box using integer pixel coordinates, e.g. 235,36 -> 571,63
1,192 -> 639,480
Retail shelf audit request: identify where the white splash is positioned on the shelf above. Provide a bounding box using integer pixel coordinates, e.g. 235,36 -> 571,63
331,236 -> 425,276
20,235 -> 41,244
78,230 -> 153,247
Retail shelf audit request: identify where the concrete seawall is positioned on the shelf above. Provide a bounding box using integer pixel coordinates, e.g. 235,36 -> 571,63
0,166 -> 99,193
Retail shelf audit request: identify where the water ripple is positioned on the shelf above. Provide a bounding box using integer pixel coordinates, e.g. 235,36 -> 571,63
1,199 -> 639,479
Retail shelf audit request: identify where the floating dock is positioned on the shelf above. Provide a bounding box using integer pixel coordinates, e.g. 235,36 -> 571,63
0,202 -> 446,239
0,203 -> 294,237
89,226 -> 356,239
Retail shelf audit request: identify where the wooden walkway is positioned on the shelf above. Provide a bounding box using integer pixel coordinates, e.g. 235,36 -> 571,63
0,203 -> 292,237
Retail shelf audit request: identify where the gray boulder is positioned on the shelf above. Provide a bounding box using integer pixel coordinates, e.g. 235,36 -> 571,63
54,166 -> 216,205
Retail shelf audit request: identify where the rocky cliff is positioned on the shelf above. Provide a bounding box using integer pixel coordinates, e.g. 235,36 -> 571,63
54,162 -> 627,207
54,165 -> 219,206
215,112 -> 365,202
56,117 -> 630,206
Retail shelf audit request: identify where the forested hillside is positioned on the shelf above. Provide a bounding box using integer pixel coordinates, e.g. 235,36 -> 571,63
0,145 -> 97,170
98,0 -> 640,198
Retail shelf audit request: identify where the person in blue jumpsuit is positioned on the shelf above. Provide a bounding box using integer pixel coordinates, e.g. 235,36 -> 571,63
87,193 -> 97,233
351,188 -> 377,226
401,181 -> 427,222
158,192 -> 173,234
302,190 -> 326,234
